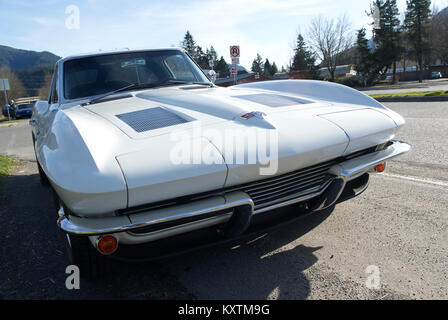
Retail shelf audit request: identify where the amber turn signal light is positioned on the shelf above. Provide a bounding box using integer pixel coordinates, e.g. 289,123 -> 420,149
374,162 -> 386,173
97,235 -> 118,255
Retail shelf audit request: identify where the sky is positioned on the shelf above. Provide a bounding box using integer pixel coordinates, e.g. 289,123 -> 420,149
1,0 -> 447,70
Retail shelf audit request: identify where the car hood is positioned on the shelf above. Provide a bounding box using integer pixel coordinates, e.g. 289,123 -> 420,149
63,85 -> 400,209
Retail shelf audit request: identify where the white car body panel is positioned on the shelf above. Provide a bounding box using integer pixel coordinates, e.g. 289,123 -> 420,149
31,50 -> 407,224
318,108 -> 397,155
33,81 -> 404,216
116,136 -> 228,208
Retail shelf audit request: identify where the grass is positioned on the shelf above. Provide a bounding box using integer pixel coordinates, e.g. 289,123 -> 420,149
370,90 -> 448,98
0,155 -> 17,187
0,115 -> 18,124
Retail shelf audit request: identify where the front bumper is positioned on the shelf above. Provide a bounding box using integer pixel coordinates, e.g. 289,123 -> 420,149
57,140 -> 410,241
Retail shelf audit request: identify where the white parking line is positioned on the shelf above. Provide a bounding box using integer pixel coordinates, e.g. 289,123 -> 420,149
381,172 -> 448,188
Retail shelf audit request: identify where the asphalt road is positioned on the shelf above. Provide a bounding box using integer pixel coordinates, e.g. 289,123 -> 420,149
0,101 -> 447,299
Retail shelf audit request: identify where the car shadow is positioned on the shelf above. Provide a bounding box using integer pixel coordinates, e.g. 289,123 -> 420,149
0,165 -> 331,300
157,205 -> 332,300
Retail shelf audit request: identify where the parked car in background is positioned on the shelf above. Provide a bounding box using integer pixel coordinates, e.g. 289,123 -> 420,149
31,48 -> 410,279
431,71 -> 442,79
2,104 -> 16,119
14,103 -> 34,119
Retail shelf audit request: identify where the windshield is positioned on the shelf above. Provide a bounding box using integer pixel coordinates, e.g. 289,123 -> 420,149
17,104 -> 33,109
63,49 -> 209,100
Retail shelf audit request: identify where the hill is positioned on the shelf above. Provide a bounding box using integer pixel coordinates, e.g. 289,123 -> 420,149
0,45 -> 60,70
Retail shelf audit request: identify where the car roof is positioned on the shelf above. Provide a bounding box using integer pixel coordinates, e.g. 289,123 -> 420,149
59,47 -> 185,63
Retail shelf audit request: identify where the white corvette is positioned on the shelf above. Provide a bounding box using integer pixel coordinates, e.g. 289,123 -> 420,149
31,48 -> 410,278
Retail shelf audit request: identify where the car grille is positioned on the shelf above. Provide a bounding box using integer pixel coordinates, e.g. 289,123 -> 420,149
230,159 -> 338,211
118,145 -> 380,217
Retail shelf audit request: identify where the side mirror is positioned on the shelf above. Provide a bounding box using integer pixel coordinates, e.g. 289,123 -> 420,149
208,70 -> 216,83
35,100 -> 49,113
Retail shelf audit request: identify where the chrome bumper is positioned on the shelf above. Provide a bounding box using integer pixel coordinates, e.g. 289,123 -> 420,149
57,140 -> 410,238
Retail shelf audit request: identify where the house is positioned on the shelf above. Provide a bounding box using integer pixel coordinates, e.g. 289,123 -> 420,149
319,65 -> 356,78
271,72 -> 290,80
214,72 -> 270,87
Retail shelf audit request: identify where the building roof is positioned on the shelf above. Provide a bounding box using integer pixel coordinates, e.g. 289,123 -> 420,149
215,72 -> 258,84
272,73 -> 289,80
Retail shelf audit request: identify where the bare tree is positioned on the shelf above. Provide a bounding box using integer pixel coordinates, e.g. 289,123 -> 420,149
0,67 -> 26,105
307,14 -> 354,81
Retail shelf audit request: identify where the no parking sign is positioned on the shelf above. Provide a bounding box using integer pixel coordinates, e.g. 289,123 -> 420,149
230,46 -> 240,58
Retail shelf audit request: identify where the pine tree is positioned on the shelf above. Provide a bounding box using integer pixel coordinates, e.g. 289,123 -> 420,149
215,56 -> 229,75
355,28 -> 375,86
263,58 -> 272,77
271,62 -> 278,75
251,54 -> 263,74
371,0 -> 403,82
206,46 -> 218,69
181,31 -> 198,60
404,0 -> 432,82
290,34 -> 319,79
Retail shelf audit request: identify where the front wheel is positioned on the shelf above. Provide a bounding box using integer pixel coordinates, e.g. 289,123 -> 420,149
53,190 -> 110,280
64,233 -> 111,280
32,133 -> 50,187
37,160 -> 50,187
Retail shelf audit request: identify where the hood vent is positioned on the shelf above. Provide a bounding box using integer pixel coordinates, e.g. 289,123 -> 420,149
116,107 -> 190,133
233,93 -> 311,107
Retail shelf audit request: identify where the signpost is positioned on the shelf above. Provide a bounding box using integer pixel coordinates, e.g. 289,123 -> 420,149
230,45 -> 240,85
0,78 -> 10,120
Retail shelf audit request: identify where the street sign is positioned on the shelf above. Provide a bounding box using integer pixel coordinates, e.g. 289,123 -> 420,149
230,46 -> 240,85
255,73 -> 260,79
0,78 -> 10,91
230,45 -> 240,58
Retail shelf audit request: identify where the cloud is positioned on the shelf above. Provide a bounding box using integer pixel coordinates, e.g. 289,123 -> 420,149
127,0 -> 329,68
31,17 -> 52,26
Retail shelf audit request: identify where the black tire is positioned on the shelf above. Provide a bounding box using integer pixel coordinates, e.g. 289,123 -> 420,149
52,189 -> 110,280
37,161 -> 50,187
64,233 -> 111,280
32,133 -> 50,187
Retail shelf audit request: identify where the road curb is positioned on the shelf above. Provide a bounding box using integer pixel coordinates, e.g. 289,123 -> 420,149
373,96 -> 448,102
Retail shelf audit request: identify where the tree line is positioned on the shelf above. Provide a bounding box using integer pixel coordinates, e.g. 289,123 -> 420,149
2,0 -> 446,105
290,0 -> 447,86
180,30 -> 284,78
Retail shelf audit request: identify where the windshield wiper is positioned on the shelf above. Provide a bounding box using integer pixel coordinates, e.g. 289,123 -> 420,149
83,83 -> 140,105
152,79 -> 213,88
83,80 -> 213,105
